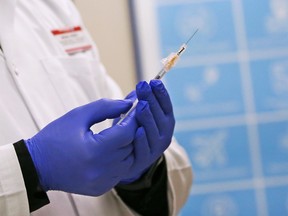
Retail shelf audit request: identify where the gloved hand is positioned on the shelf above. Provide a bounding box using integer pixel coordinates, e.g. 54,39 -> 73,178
119,80 -> 175,184
25,99 -> 138,196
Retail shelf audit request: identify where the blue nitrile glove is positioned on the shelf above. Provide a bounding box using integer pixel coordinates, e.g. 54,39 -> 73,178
119,80 -> 175,184
25,99 -> 138,196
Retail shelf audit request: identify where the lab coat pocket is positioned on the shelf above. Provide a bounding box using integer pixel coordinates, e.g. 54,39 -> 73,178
41,57 -> 105,111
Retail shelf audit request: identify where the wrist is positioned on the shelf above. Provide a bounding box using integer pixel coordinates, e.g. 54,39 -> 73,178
14,140 -> 50,211
24,139 -> 49,191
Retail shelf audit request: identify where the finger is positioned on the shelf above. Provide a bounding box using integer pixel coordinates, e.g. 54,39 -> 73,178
133,127 -> 150,166
118,154 -> 134,176
136,81 -> 166,128
125,90 -> 137,100
118,129 -> 150,184
95,111 -> 138,147
150,80 -> 175,136
70,99 -> 133,128
105,153 -> 134,178
136,101 -> 159,144
114,144 -> 134,162
87,135 -> 134,168
149,80 -> 174,115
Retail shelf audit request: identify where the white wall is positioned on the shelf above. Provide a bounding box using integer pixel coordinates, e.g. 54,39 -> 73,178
74,0 -> 137,95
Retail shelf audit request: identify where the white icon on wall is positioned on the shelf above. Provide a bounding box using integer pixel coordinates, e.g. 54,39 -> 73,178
270,61 -> 288,95
266,0 -> 288,33
202,195 -> 238,216
191,130 -> 228,168
185,66 -> 219,102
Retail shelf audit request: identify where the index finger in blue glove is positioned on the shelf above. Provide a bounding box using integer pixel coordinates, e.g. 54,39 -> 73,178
149,79 -> 174,116
70,98 -> 133,128
136,101 -> 163,150
96,107 -> 138,148
125,90 -> 137,101
136,81 -> 166,129
150,80 -> 175,135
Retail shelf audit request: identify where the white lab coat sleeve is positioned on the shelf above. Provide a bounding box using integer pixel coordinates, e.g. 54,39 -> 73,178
0,143 -> 30,216
165,138 -> 193,216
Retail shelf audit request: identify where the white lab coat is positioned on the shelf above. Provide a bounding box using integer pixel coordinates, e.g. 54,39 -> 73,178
0,0 -> 193,215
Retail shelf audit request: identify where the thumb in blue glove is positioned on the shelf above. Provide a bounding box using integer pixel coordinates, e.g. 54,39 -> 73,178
25,98 -> 138,196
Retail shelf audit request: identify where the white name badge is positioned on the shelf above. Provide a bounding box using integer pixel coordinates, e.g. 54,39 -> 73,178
52,26 -> 92,55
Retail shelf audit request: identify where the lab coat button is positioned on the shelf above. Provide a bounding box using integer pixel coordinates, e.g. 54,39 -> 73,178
12,64 -> 19,76
14,69 -> 19,76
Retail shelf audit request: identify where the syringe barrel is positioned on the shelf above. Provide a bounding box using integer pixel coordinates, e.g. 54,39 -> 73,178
154,68 -> 167,80
116,99 -> 138,125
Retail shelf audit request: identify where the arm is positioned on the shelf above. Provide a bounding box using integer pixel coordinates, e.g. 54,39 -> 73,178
1,99 -> 139,215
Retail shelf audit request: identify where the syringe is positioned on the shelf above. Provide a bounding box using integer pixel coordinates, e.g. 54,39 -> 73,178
117,29 -> 198,125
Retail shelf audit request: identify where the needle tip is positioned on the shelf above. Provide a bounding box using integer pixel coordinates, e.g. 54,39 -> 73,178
185,29 -> 199,45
